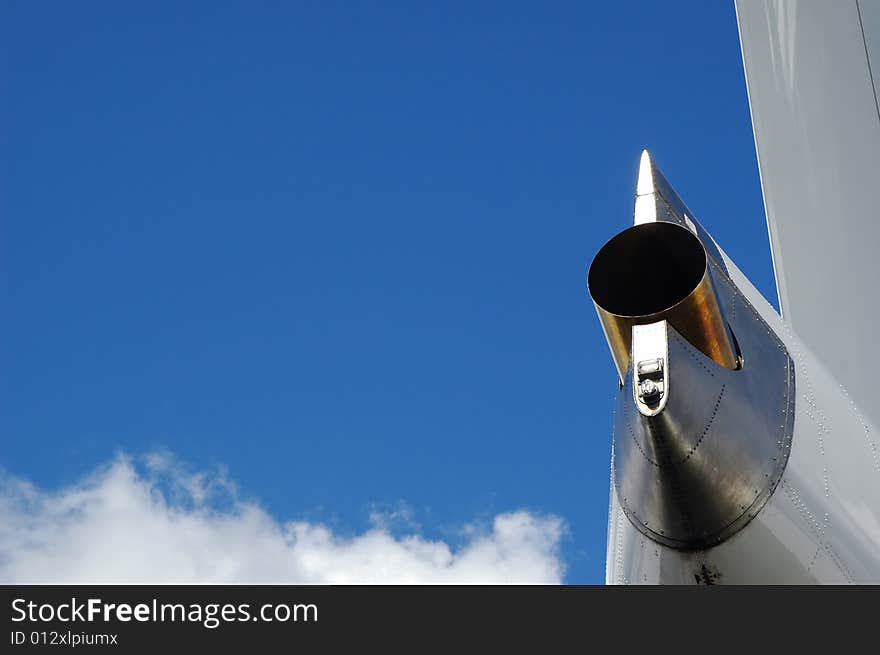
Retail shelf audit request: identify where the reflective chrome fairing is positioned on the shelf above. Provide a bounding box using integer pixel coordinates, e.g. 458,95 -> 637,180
611,255 -> 795,550
600,152 -> 880,584
607,250 -> 880,584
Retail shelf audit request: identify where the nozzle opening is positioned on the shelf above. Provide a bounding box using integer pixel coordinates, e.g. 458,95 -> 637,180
588,222 -> 706,317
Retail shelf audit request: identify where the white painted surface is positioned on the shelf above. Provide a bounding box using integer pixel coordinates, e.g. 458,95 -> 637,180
735,0 -> 880,429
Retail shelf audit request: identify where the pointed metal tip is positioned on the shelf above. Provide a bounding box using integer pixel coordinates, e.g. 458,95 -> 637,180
634,150 -> 658,224
636,150 -> 655,197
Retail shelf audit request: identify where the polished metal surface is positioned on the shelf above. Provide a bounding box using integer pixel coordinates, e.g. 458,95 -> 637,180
631,321 -> 669,417
633,150 -> 728,274
604,150 -> 880,584
611,255 -> 796,550
588,222 -> 738,380
607,244 -> 880,583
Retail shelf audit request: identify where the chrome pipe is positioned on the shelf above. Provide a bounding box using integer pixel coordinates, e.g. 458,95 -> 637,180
588,221 -> 738,380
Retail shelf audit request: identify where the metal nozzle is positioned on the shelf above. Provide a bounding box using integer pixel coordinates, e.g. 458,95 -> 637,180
593,153 -> 796,552
588,221 -> 738,380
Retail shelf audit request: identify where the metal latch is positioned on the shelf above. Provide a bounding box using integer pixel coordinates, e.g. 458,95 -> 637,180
636,358 -> 665,405
631,321 -> 669,416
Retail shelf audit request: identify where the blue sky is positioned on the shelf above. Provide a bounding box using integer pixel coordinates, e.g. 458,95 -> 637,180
0,1 -> 774,583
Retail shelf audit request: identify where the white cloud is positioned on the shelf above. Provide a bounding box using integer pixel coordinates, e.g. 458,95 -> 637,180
0,454 -> 565,584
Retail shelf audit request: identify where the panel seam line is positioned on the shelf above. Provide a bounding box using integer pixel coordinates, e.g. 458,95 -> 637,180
856,0 -> 880,125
